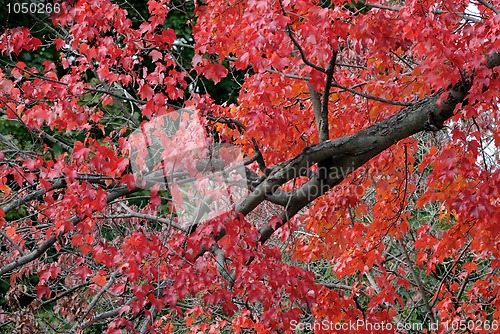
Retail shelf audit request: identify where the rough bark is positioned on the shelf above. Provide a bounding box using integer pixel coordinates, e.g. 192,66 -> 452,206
246,52 -> 499,243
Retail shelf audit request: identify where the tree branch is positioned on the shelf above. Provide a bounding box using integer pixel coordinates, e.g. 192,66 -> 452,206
116,202 -> 188,233
2,179 -> 66,215
331,81 -> 414,106
308,85 -> 324,141
250,51 -> 499,244
397,239 -> 436,323
321,51 -> 338,140
278,0 -> 326,73
321,282 -> 370,298
0,229 -> 25,256
0,235 -> 57,277
0,185 -> 140,277
71,272 -> 119,333
476,0 -> 500,14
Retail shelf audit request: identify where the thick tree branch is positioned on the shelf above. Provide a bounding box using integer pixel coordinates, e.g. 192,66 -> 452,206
194,52 -> 499,253
0,235 -> 57,277
253,51 -> 500,243
256,93 -> 454,241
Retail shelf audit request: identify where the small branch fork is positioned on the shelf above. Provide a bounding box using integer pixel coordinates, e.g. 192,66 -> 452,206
279,0 -> 330,137
279,0 -> 412,148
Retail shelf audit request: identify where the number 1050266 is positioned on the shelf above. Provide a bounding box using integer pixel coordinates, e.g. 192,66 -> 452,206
7,2 -> 60,14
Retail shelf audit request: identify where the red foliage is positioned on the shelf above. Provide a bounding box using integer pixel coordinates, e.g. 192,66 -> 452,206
0,0 -> 499,333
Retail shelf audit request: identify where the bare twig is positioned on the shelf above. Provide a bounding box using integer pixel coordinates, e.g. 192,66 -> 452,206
117,202 -> 188,232
36,129 -> 73,152
71,272 -> 119,333
397,239 -> 436,323
430,240 -> 472,308
41,282 -> 89,306
321,282 -> 370,298
471,117 -> 490,172
278,0 -> 326,73
331,81 -> 414,106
